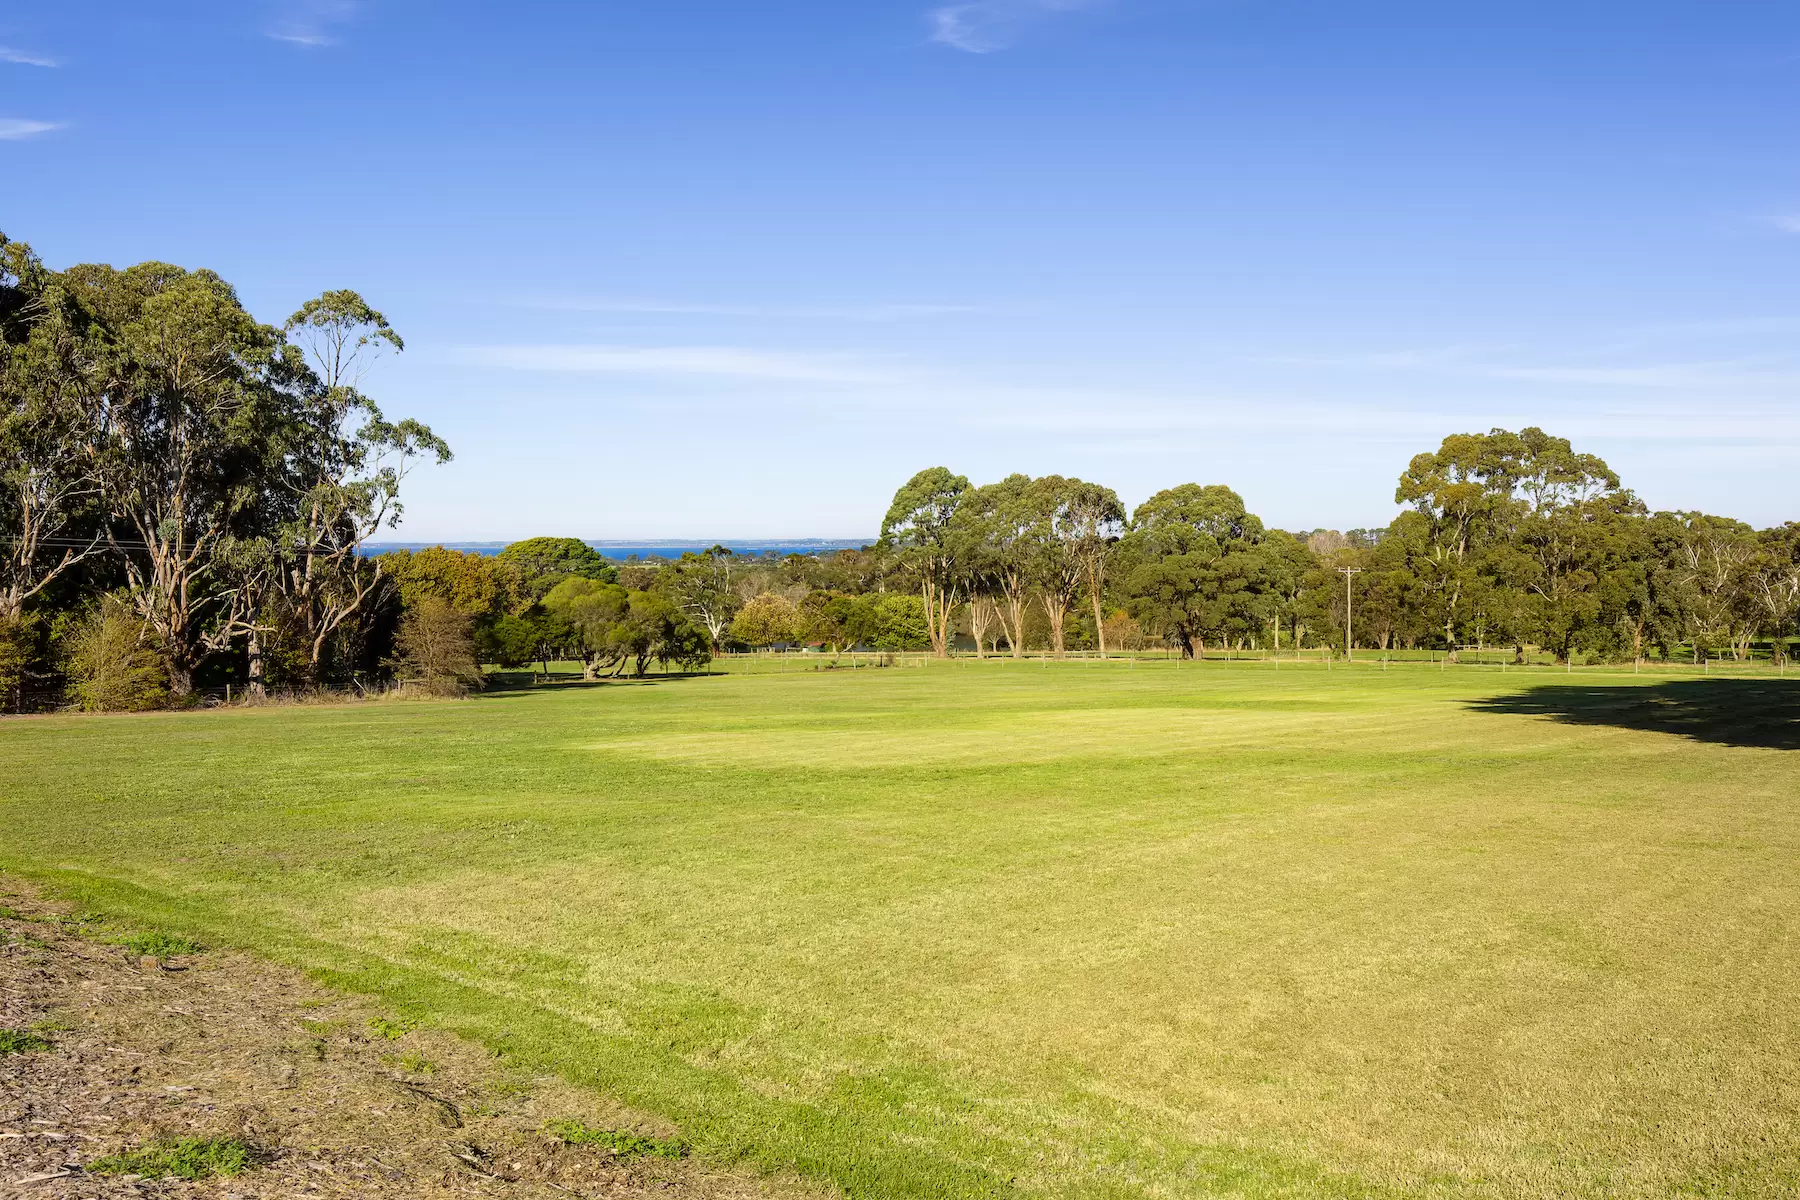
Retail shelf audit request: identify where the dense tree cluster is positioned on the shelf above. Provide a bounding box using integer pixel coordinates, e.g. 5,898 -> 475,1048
374,540 -> 920,684
1336,429 -> 1800,664
382,540 -> 714,682
0,233 -> 455,708
872,432 -> 1800,666
458,438 -> 1797,672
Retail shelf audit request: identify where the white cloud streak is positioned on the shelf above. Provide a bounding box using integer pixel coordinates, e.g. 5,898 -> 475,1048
450,344 -> 905,385
504,297 -> 984,321
448,344 -> 1800,447
267,0 -> 357,48
1772,213 -> 1800,234
0,47 -> 59,67
1259,345 -> 1508,371
1267,347 -> 1800,391
1619,315 -> 1800,339
269,30 -> 332,47
0,119 -> 61,140
1475,362 -> 1800,389
929,0 -> 1098,53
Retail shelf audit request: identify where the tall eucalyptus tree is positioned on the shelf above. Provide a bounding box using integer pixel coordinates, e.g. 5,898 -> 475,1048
1027,475 -> 1084,658
1058,479 -> 1125,656
64,259 -> 300,695
880,466 -> 969,657
0,235 -> 102,623
274,291 -> 449,689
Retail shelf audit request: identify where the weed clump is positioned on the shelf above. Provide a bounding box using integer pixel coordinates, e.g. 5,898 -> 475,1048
367,1014 -> 413,1040
88,1137 -> 255,1180
544,1118 -> 686,1159
121,931 -> 200,958
383,1049 -> 436,1075
0,1028 -> 52,1054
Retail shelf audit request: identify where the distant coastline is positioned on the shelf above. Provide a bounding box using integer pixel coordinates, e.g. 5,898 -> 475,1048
360,539 -> 875,560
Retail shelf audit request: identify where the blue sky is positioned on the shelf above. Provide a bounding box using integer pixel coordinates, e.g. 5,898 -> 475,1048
3,1 -> 1798,540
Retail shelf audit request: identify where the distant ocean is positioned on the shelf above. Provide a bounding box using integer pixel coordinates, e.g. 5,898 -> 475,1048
360,539 -> 874,560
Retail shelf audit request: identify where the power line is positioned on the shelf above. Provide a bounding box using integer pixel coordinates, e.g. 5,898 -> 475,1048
1338,567 -> 1362,662
0,535 -> 373,552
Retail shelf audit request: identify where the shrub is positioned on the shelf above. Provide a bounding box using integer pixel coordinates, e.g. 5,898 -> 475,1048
1101,609 -> 1148,651
730,593 -> 802,647
89,1137 -> 255,1180
392,597 -> 483,697
869,593 -> 929,650
64,594 -> 169,712
0,612 -> 33,704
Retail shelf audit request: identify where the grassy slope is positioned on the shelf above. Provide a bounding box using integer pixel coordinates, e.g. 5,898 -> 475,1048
3,661 -> 1796,1198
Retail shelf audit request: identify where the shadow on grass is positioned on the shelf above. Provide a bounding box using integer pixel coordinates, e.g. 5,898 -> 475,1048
478,670 -> 719,698
1471,679 -> 1800,749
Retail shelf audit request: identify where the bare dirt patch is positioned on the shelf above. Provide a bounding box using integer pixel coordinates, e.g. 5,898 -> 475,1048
0,878 -> 815,1199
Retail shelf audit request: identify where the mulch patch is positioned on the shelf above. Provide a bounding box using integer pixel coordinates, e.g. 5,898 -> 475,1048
0,878 -> 813,1199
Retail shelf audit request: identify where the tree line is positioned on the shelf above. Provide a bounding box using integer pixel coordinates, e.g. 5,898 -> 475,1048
7,233 -> 1798,711
390,437 -> 1800,682
877,435 -> 1800,666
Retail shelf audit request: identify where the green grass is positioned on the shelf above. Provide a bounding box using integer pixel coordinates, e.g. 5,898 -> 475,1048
4,660 -> 1799,1198
87,1137 -> 255,1180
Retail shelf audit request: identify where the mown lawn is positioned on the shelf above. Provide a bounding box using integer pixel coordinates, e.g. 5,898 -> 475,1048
3,661 -> 1797,1198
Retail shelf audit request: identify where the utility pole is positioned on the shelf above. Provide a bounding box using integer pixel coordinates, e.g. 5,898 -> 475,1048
1338,567 -> 1362,662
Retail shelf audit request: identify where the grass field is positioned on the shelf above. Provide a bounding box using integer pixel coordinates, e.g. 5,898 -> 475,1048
3,661 -> 1798,1198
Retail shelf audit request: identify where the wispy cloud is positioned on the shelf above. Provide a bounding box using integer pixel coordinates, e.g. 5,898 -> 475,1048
1269,346 -> 1800,391
0,46 -> 59,67
1620,315 -> 1800,339
268,0 -> 357,47
1259,345 -> 1506,371
1475,361 -> 1800,389
921,385 -> 1800,450
502,296 -> 984,321
450,344 -> 905,385
929,0 -> 1098,53
1772,213 -> 1800,235
270,29 -> 331,47
0,119 -> 61,140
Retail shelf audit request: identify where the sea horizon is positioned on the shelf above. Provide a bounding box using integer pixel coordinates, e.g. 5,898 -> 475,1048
360,538 -> 876,560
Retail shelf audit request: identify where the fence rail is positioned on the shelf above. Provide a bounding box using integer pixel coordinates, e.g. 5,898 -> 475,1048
708,646 -> 1797,678
8,649 -> 1795,715
0,681 -> 405,716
